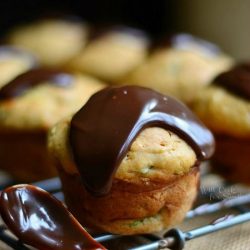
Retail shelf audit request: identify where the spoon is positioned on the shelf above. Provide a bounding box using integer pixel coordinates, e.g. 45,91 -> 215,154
0,184 -> 106,250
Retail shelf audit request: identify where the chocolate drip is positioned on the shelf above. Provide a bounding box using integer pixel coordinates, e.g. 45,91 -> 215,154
0,185 -> 105,250
214,63 -> 250,100
69,86 -> 215,196
0,68 -> 73,100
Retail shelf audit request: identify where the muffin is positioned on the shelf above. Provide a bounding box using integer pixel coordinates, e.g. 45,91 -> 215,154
122,33 -> 233,104
48,86 -> 214,234
8,18 -> 88,67
68,26 -> 149,82
0,68 -> 105,182
0,45 -> 37,88
191,63 -> 250,184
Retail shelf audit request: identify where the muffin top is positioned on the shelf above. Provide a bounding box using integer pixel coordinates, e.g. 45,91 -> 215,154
0,68 -> 105,130
68,26 -> 149,82
8,18 -> 88,67
50,86 -> 214,196
192,63 -> 250,138
122,34 -> 233,103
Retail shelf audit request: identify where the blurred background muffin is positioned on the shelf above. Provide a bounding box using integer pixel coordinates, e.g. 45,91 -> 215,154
122,34 -> 233,104
7,18 -> 88,67
68,26 -> 150,83
0,45 -> 37,88
0,68 -> 105,182
191,63 -> 250,184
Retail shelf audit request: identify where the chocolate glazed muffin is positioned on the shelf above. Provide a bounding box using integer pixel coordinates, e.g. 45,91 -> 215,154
192,63 -> 250,184
48,86 -> 214,235
0,68 -> 105,182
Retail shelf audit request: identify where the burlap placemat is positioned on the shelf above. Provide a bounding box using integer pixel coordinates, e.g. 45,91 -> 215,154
179,173 -> 250,250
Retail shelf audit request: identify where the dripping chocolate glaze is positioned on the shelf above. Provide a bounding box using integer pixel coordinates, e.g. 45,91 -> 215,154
0,68 -> 73,100
213,63 -> 250,100
69,86 -> 215,196
0,185 -> 105,250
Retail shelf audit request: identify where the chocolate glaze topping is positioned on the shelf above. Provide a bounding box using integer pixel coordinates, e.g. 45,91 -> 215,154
0,185 -> 105,250
69,86 -> 215,196
0,68 -> 73,100
214,63 -> 250,100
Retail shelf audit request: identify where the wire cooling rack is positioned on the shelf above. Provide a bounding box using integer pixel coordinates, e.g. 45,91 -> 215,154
1,174 -> 250,250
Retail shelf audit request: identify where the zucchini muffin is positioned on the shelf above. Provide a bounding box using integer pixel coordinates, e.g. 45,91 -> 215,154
8,18 -> 88,67
0,68 -> 105,181
191,63 -> 250,184
48,86 -> 214,235
122,34 -> 233,104
0,46 -> 37,88
68,27 -> 149,82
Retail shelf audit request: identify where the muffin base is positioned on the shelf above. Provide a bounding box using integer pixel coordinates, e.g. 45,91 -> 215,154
212,135 -> 250,185
0,130 -> 57,182
59,165 -> 199,235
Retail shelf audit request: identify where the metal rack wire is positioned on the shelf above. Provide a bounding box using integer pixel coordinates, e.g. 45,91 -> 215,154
1,175 -> 250,250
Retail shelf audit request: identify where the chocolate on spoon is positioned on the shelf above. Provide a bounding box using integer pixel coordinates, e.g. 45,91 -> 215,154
0,184 -> 106,250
